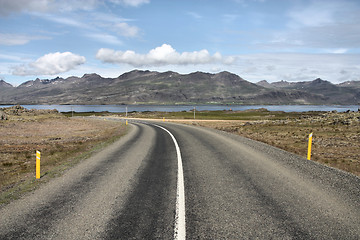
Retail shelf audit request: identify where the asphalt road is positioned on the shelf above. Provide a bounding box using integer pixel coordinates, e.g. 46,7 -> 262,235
0,120 -> 359,239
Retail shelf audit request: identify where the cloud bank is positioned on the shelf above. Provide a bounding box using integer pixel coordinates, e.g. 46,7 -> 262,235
115,22 -> 140,37
0,0 -> 149,16
232,53 -> 360,83
260,0 -> 360,51
109,0 -> 150,7
96,44 -> 234,67
13,52 -> 86,76
0,33 -> 49,46
0,0 -> 51,16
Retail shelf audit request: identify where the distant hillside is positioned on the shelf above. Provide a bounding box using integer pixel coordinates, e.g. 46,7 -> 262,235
338,81 -> 360,88
256,78 -> 360,105
0,70 -> 359,105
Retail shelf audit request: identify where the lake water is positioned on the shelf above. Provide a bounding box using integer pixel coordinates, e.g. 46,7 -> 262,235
1,104 -> 359,113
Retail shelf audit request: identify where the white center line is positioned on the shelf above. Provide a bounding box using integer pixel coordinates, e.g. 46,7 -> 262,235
153,124 -> 186,240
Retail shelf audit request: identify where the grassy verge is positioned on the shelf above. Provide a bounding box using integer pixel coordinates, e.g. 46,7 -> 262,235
0,114 -> 128,206
175,110 -> 359,177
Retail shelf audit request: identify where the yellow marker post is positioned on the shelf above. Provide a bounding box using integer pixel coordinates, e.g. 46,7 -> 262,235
163,117 -> 165,122
307,133 -> 313,160
36,150 -> 41,179
126,120 -> 128,125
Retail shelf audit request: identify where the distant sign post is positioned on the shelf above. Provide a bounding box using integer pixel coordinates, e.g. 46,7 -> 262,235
36,150 -> 41,179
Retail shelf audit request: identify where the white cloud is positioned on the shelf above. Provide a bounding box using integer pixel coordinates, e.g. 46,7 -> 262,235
0,0 -> 99,16
86,33 -> 123,45
230,53 -> 360,83
115,23 -> 140,37
96,44 -> 234,67
287,0 -> 358,29
0,54 -> 24,61
0,33 -> 49,46
88,12 -> 140,38
47,15 -> 87,28
187,12 -> 202,19
287,1 -> 335,28
259,0 -> 360,51
30,12 -> 90,29
55,0 -> 99,12
91,12 -> 133,23
0,0 -> 51,16
0,0 -> 147,16
109,0 -> 150,7
324,48 -> 348,54
232,0 -> 266,7
13,52 -> 86,76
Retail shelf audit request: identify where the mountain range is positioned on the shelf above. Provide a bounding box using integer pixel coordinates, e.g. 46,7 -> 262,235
0,70 -> 359,105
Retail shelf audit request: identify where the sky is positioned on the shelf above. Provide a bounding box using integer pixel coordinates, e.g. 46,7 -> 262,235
0,0 -> 360,86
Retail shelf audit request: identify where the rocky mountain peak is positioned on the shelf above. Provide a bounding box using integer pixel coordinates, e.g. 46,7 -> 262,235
82,73 -> 101,78
117,69 -> 154,80
313,78 -> 327,83
310,78 -> 334,87
0,80 -> 13,88
256,80 -> 272,88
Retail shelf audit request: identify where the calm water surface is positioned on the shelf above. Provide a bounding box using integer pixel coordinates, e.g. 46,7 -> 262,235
2,104 -> 358,113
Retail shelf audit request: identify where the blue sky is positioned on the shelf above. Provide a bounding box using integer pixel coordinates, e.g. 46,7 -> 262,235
1,0 -> 359,86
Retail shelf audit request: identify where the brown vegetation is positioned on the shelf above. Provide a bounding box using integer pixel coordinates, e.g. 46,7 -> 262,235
0,106 -> 127,204
189,111 -> 360,177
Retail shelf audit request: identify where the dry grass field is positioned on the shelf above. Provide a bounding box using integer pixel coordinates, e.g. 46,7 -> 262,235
0,106 -> 128,204
184,111 -> 360,177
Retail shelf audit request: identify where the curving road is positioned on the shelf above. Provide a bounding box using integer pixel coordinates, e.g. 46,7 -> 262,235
0,120 -> 359,239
